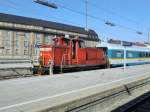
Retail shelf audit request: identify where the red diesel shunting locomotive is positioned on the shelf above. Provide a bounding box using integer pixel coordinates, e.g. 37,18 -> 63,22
38,36 -> 107,74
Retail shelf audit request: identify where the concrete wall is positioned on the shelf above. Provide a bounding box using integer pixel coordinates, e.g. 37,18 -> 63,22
0,59 -> 33,77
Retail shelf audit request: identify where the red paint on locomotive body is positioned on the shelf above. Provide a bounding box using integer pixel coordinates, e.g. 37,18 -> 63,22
39,36 -> 107,72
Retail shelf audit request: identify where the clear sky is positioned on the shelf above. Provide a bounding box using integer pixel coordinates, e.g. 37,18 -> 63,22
0,0 -> 150,42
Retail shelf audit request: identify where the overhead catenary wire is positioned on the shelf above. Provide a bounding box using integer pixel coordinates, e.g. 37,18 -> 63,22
1,0 -> 83,27
53,0 -> 145,35
77,0 -> 150,31
2,0 -> 147,40
4,0 -> 145,34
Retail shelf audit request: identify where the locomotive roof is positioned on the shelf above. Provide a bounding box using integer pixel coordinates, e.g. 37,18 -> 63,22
97,42 -> 150,52
0,13 -> 99,41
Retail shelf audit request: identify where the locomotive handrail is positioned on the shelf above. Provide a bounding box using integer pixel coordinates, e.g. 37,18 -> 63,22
60,53 -> 69,73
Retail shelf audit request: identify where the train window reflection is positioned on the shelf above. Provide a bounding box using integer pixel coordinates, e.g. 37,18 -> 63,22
79,41 -> 85,48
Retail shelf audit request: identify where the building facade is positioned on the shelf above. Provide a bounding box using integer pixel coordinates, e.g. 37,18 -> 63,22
0,13 -> 100,61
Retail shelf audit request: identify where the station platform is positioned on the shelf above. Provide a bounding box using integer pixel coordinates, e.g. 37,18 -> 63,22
0,64 -> 150,112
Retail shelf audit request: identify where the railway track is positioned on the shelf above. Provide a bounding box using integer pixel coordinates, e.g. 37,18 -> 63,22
0,74 -> 34,80
0,64 -> 148,80
0,68 -> 87,80
113,91 -> 150,112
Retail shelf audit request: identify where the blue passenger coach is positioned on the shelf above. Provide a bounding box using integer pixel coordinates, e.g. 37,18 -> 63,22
97,42 -> 150,67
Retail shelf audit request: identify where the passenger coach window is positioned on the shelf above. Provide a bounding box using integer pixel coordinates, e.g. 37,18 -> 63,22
139,52 -> 141,57
139,52 -> 145,57
111,50 -> 123,58
146,52 -> 149,57
116,51 -> 123,58
146,52 -> 150,57
127,52 -> 133,58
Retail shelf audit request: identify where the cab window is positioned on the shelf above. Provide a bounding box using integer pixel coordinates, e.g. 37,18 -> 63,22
79,41 -> 85,48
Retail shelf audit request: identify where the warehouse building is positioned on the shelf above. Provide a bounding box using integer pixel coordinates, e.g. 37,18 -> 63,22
0,13 -> 100,61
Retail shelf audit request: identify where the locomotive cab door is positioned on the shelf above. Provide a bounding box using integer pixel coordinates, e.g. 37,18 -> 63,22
72,40 -> 76,59
71,39 -> 86,65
